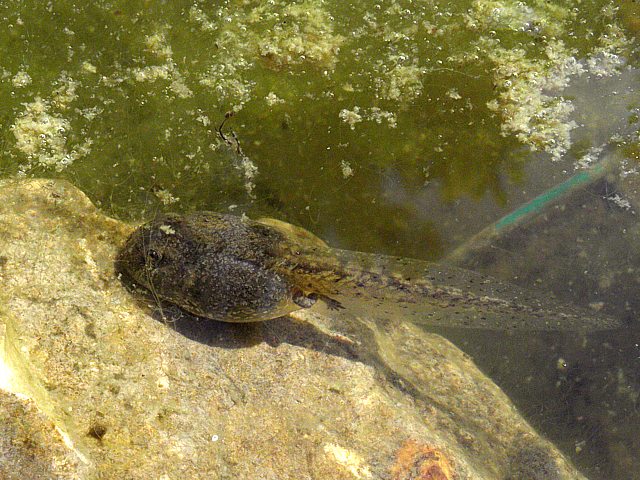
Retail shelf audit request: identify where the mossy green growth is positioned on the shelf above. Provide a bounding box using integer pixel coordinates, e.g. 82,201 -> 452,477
0,0 -> 637,257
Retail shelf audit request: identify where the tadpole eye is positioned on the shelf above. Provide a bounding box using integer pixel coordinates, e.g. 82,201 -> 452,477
147,249 -> 162,262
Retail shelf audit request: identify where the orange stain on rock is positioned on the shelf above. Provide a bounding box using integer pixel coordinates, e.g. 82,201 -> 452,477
390,440 -> 455,480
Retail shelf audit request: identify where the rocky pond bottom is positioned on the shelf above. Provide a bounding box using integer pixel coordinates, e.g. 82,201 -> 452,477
0,178 -> 585,479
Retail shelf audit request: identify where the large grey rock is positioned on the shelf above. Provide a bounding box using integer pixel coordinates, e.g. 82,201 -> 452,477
0,178 -> 586,479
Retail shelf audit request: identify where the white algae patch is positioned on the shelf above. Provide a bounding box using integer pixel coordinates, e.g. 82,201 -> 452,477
11,98 -> 92,172
265,92 -> 285,106
339,107 -> 363,130
131,29 -> 193,99
11,70 -> 32,88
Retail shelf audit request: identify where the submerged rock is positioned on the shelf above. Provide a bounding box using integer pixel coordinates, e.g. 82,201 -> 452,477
0,389 -> 81,479
0,178 -> 586,479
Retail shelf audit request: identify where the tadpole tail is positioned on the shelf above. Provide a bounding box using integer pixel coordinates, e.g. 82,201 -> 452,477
317,249 -> 623,332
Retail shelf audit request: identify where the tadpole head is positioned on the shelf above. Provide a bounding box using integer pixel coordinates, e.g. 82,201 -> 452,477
115,212 -> 302,323
115,215 -> 179,290
115,224 -> 153,288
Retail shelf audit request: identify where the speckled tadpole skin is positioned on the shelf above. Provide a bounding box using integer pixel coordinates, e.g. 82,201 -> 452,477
116,212 -> 621,330
116,212 -> 306,322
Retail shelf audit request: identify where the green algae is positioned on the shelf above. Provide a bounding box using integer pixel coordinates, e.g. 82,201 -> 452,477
0,0 -> 637,258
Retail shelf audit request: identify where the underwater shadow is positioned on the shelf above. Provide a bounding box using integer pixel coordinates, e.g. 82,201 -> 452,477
153,303 -> 363,360
121,279 -> 423,399
121,278 -> 362,360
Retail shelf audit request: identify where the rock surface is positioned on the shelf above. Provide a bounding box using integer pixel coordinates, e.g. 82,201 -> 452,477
0,388 -> 80,479
0,178 -> 586,479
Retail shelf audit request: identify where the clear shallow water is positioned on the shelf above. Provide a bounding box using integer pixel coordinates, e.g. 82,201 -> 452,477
1,0 -> 639,478
443,166 -> 640,479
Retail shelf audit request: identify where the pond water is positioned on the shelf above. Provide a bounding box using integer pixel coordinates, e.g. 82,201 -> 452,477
1,1 -> 639,478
